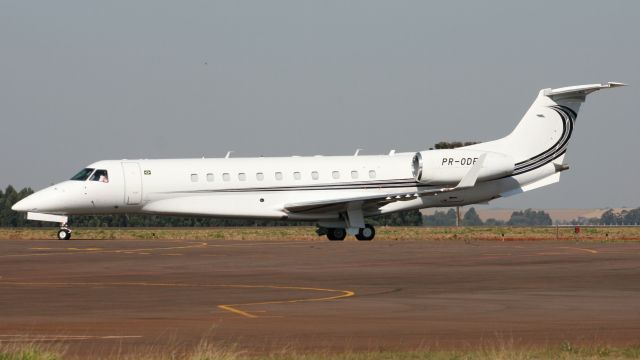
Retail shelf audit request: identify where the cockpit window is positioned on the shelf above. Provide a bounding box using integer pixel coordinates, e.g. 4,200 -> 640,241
90,169 -> 109,183
70,168 -> 94,181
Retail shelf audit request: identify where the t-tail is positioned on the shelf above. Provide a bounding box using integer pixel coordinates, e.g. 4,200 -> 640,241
465,82 -> 627,196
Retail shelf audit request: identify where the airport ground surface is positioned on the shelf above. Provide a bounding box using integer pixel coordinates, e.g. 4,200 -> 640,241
1,233 -> 640,357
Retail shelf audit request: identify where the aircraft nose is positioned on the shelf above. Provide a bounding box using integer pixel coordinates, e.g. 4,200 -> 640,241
11,193 -> 40,212
10,187 -> 61,213
11,198 -> 28,212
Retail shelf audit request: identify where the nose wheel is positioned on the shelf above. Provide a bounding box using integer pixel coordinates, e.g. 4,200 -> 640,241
57,224 -> 72,240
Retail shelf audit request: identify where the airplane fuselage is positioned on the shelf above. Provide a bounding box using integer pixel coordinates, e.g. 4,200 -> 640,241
22,152 -> 508,218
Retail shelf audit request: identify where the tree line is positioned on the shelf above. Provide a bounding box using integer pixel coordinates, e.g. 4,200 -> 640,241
423,207 -> 554,226
599,208 -> 640,225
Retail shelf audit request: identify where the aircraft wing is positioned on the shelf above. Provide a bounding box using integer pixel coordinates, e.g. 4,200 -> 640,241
285,192 -> 417,214
285,154 -> 486,214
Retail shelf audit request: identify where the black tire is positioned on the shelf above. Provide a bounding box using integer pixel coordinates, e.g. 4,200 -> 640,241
57,229 -> 71,240
327,228 -> 346,241
355,224 -> 375,241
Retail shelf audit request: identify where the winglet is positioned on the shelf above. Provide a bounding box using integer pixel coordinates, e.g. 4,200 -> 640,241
455,153 -> 486,189
607,81 -> 628,88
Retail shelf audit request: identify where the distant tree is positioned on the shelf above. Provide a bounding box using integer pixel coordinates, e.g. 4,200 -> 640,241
461,207 -> 483,226
600,209 -> 620,225
565,216 -> 601,226
433,141 -> 479,149
423,208 -> 457,226
623,208 -> 640,225
607,208 -> 640,225
507,209 -> 552,226
0,186 -> 36,227
484,218 -> 505,226
372,210 -> 423,226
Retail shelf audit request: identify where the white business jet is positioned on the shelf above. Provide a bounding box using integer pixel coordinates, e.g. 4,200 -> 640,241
13,82 -> 626,240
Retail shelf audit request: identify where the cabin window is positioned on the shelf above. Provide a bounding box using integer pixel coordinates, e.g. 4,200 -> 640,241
191,174 -> 199,182
70,168 -> 94,181
275,172 -> 283,180
332,171 -> 340,179
369,170 -> 377,179
223,173 -> 230,181
90,169 -> 109,183
351,170 -> 359,179
256,172 -> 264,181
311,171 -> 319,180
206,173 -> 214,182
238,173 -> 247,181
293,172 -> 301,180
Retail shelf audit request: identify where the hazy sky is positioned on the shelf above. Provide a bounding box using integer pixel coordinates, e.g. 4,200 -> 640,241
1,1 -> 638,209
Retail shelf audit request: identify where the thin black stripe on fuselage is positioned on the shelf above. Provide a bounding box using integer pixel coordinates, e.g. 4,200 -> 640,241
156,105 -> 577,196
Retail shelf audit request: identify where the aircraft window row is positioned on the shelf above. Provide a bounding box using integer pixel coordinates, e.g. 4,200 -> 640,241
189,170 -> 377,182
70,168 -> 109,183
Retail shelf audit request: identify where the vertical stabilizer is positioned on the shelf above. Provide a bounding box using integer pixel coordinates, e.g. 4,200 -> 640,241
465,82 -> 626,175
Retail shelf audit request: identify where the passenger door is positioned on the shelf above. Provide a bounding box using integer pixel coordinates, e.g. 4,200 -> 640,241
122,162 -> 142,205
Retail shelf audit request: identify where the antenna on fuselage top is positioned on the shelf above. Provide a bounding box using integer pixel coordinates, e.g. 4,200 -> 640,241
354,149 -> 362,156
225,151 -> 234,159
388,149 -> 396,156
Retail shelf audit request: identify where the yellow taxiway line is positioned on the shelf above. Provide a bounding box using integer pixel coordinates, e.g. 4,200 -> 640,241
1,242 -> 208,257
0,334 -> 142,342
0,281 -> 355,319
217,284 -> 355,318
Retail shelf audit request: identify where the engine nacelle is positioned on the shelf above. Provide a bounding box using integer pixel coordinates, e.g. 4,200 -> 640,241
412,149 -> 514,185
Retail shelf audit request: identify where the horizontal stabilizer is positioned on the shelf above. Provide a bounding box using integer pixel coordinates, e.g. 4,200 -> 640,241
545,82 -> 627,98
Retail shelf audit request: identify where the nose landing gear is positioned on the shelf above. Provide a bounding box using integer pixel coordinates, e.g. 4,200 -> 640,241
57,224 -> 72,240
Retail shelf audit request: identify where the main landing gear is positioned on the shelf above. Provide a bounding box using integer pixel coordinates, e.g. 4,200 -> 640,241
326,228 -> 346,241
317,224 -> 376,241
57,224 -> 72,240
355,224 -> 375,241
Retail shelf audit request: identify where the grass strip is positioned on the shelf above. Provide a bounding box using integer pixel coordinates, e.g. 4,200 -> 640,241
0,226 -> 639,242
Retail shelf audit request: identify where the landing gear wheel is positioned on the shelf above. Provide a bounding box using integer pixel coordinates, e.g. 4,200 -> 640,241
326,228 -> 346,241
355,224 -> 375,241
57,229 -> 71,240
